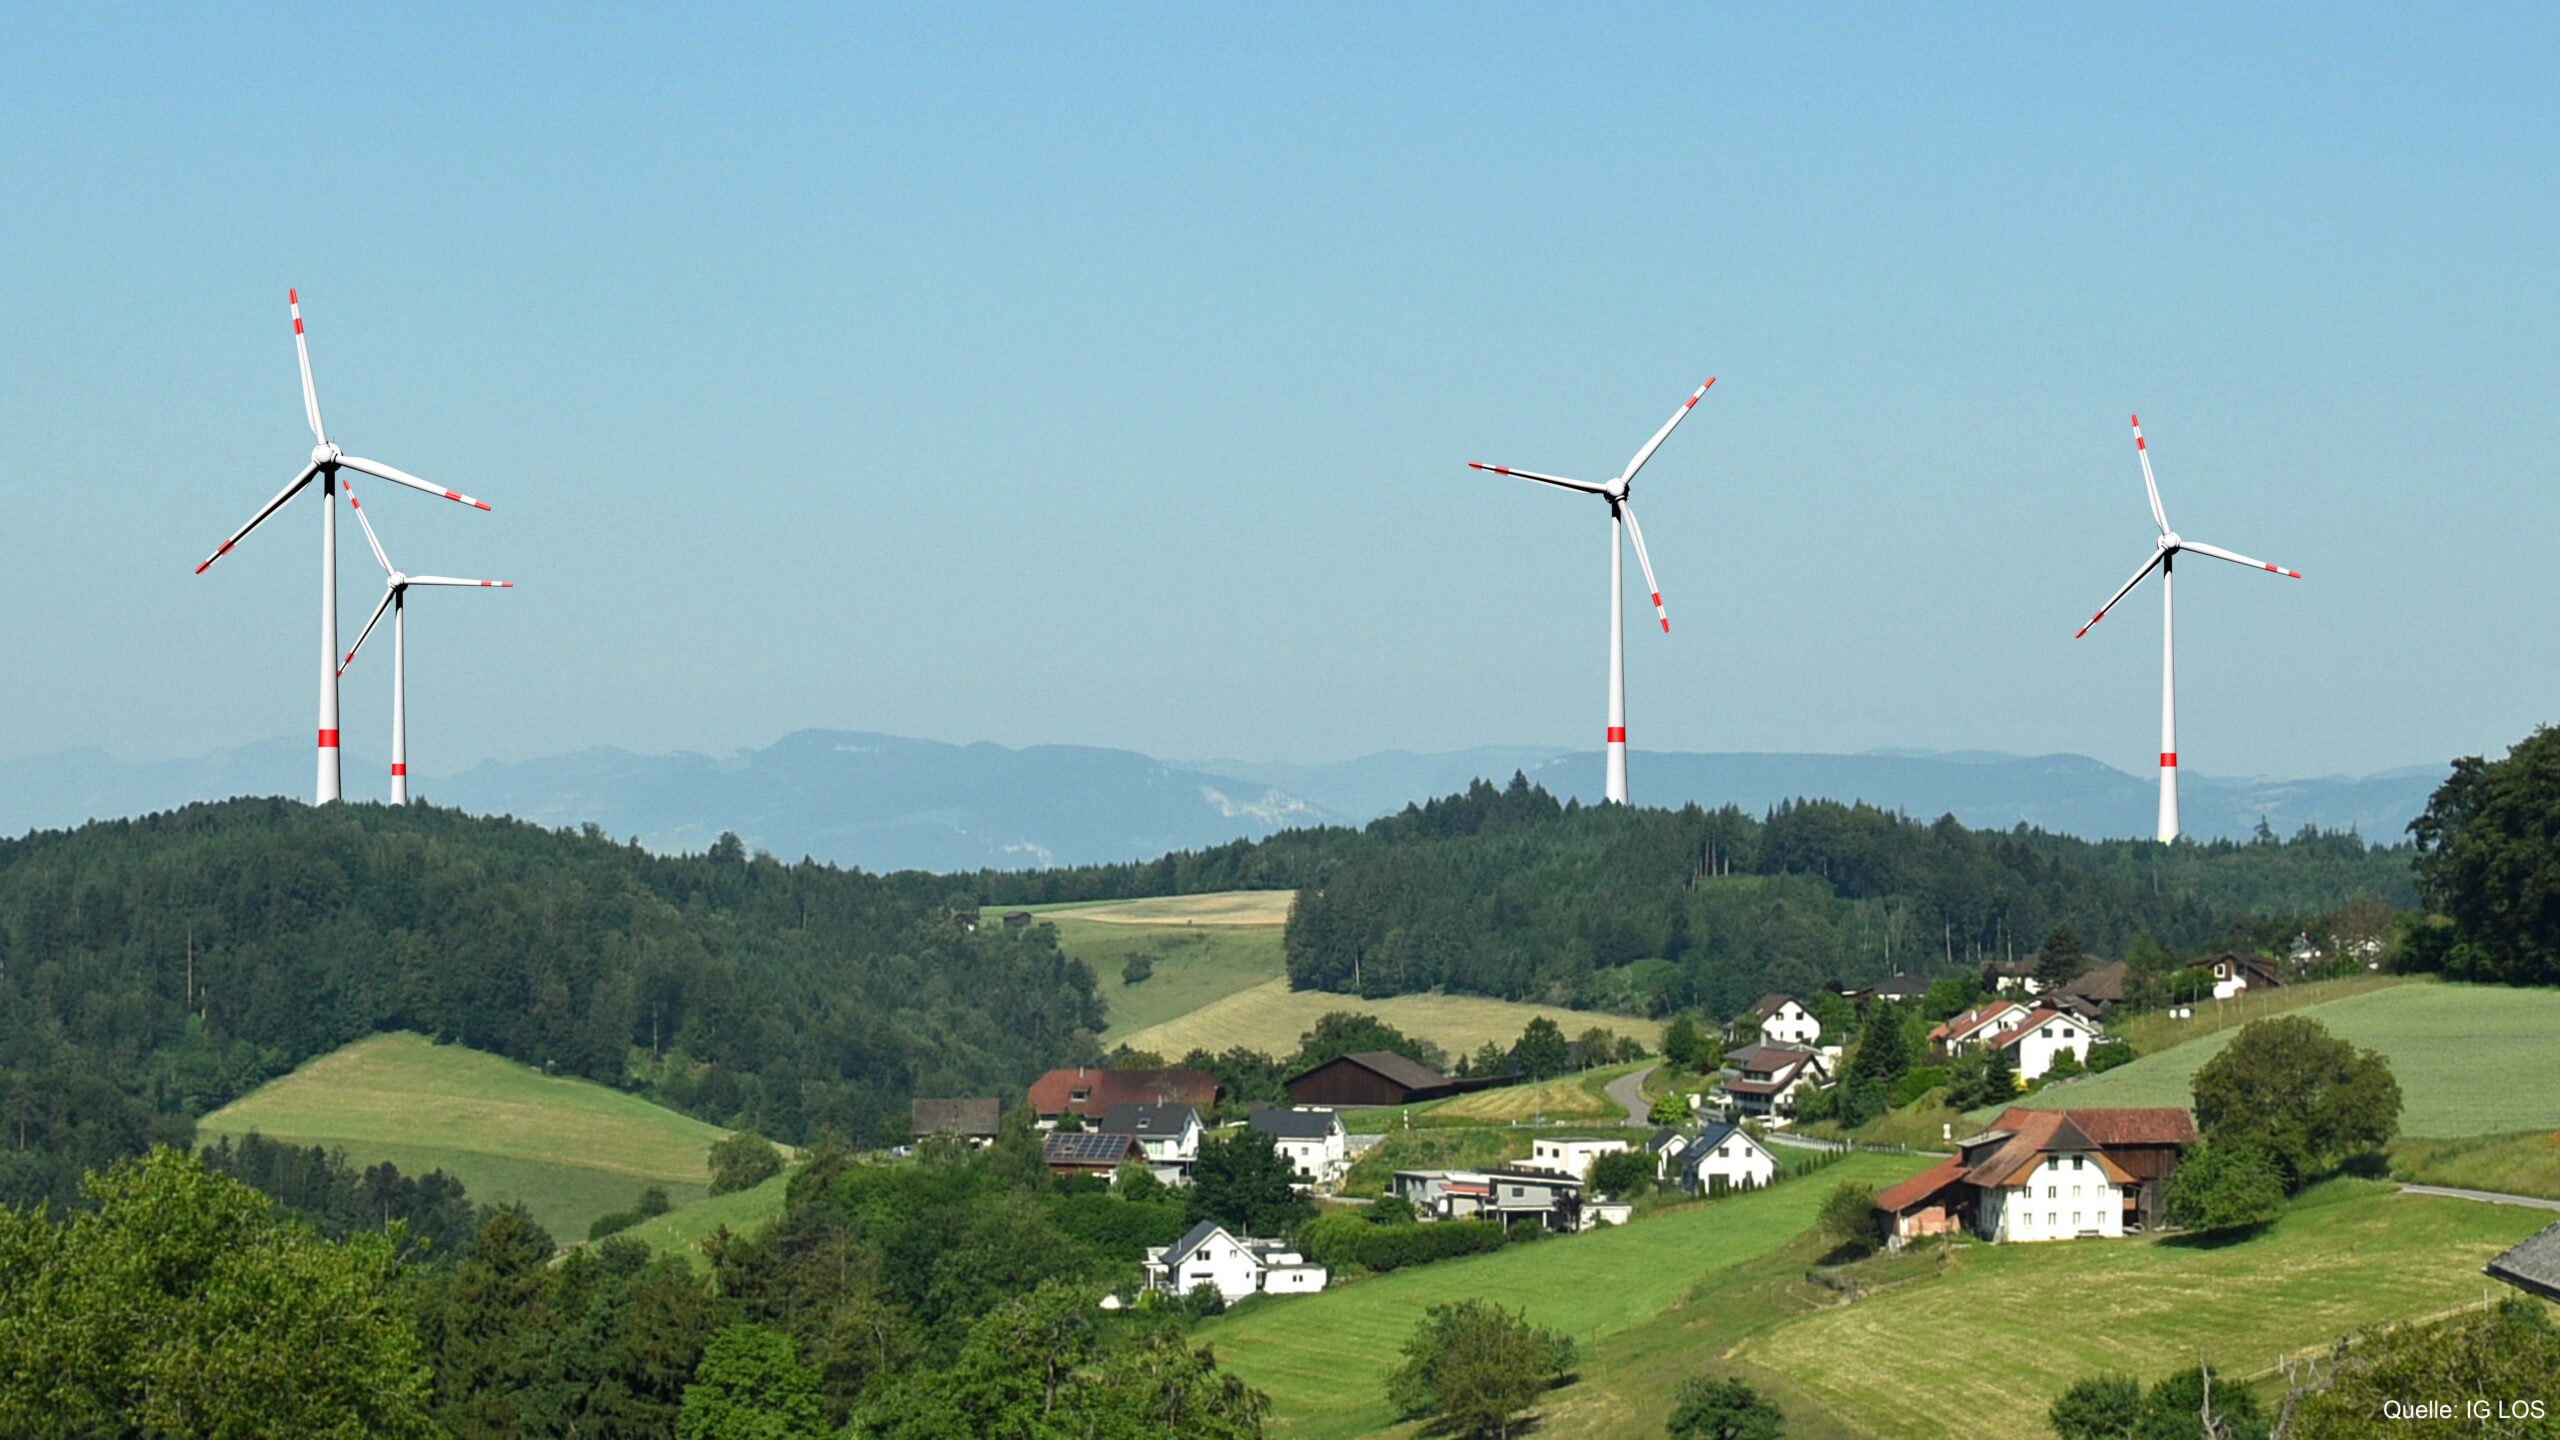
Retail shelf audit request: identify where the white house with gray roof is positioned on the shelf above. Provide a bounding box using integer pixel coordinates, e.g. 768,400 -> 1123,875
1246,1107 -> 1349,1186
1677,1122 -> 1779,1194
1142,1221 -> 1327,1301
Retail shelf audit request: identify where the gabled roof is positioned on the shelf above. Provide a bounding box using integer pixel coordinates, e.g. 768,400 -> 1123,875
1028,1067 -> 1219,1114
1287,1050 -> 1449,1092
2042,1107 -> 2197,1147
1934,999 -> 2026,1046
2487,1220 -> 2560,1303
1960,1109 -> 2149,1188
1744,992 -> 1800,1020
1248,1107 -> 1343,1141
1645,1126 -> 1686,1153
1042,1131 -> 1137,1168
2058,959 -> 2127,1003
1987,1007 -> 2095,1049
1875,1155 -> 1970,1214
1161,1219 -> 1234,1268
911,1097 -> 1001,1137
1873,974 -> 1928,1000
1096,1102 -> 1200,1138
1726,1042 -> 1819,1076
1681,1122 -> 1770,1173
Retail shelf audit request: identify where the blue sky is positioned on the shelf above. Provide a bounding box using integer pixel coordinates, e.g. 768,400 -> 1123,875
3,4 -> 2553,781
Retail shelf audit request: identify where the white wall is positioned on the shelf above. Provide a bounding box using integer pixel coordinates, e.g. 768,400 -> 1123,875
1986,1155 -> 2122,1242
1762,1002 -> 1822,1046
2009,1019 -> 2096,1080
1688,1134 -> 1777,1190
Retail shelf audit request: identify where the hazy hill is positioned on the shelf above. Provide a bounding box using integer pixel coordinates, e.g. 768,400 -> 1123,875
1,729 -> 2443,871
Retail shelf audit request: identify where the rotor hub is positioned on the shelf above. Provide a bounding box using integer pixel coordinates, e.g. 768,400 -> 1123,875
2158,532 -> 2180,551
313,442 -> 341,466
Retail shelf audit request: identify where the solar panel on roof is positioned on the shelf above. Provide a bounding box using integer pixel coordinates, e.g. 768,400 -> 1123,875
1043,1132 -> 1131,1162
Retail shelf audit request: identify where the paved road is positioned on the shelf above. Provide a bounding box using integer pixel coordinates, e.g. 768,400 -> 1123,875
2401,1183 -> 2560,1212
1603,1065 -> 1658,1124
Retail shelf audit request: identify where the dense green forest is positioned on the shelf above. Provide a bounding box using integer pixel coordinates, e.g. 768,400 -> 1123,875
0,801 -> 1106,1208
973,777 -> 2418,1017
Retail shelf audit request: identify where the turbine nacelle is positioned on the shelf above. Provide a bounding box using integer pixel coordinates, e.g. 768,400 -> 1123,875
2157,532 -> 2180,553
312,442 -> 342,467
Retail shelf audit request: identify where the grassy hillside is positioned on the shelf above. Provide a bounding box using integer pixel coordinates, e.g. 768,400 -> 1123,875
609,1170 -> 796,1269
2389,1130 -> 2560,1201
1205,1152 -> 1930,1439
200,1032 -> 734,1240
1720,1182 -> 2546,1440
2103,973 -> 2411,1053
1032,894 -> 1293,1042
1122,979 -> 1663,1062
1987,982 -> 2560,1136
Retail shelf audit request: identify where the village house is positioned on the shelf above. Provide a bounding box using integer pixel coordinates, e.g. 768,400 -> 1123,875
1735,993 -> 1823,1047
2049,959 -> 2127,1020
1677,1121 -> 1779,1194
1095,1102 -> 1202,1185
1526,1136 -> 1631,1180
1040,1130 -> 1138,1180
1987,1008 -> 2102,1081
1983,958 -> 2045,995
909,1097 -> 1002,1147
1643,1126 -> 1691,1180
1712,1042 -> 1831,1121
1930,998 -> 2030,1054
1027,1066 -> 1220,1124
1142,1220 -> 1328,1301
1247,1107 -> 1350,1186
1389,1168 -> 1629,1232
1873,1107 -> 2196,1246
1871,974 -> 1929,1005
2188,951 -> 2284,1000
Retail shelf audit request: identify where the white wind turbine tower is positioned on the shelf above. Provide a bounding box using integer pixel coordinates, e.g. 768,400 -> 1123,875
1469,377 -> 1714,805
2074,414 -> 2302,842
194,289 -> 494,803
336,479 -> 512,804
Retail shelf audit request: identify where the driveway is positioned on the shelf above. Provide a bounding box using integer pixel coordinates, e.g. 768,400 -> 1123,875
2401,1183 -> 2560,1212
1604,1065 -> 1658,1124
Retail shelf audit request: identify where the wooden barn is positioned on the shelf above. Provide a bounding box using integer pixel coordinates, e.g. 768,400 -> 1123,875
1284,1050 -> 1486,1107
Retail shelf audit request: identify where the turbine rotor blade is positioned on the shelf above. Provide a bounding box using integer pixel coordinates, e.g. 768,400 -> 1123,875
1466,462 -> 1606,495
340,586 -> 397,676
2131,414 -> 2169,534
290,288 -> 327,444
1619,502 -> 1670,633
1621,377 -> 1715,486
194,461 -> 320,573
2178,538 -> 2301,579
2075,549 -> 2167,638
336,454 -> 492,511
404,576 -> 514,588
343,479 -> 395,576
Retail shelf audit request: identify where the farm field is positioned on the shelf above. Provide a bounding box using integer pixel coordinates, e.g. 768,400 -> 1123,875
1723,1181 -> 2549,1440
1985,982 -> 2560,1137
1031,891 -> 1295,1041
199,1031 -> 733,1240
2390,1130 -> 2560,1201
1122,978 -> 1663,1064
609,1170 -> 796,1269
1205,1152 -> 1930,1439
2104,973 -> 2410,1053
1424,1063 -> 1642,1124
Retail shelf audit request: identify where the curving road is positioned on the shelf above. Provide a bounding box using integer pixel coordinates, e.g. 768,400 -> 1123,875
1604,1064 -> 1658,1124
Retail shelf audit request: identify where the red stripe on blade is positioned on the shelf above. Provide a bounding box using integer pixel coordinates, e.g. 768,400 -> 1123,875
294,317 -> 304,334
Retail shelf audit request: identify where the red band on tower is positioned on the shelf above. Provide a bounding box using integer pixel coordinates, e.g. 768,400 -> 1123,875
1607,727 -> 1627,743
318,729 -> 340,748
391,764 -> 406,776
2160,752 -> 2177,767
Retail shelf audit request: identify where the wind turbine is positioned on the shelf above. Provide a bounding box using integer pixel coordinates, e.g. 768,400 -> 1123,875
335,481 -> 511,804
2074,414 -> 2302,842
194,289 -> 493,803
1469,377 -> 1714,805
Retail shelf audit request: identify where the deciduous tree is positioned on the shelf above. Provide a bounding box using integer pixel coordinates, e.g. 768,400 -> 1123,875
2189,1016 -> 2401,1188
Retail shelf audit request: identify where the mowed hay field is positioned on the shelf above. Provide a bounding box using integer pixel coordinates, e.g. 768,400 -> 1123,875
1030,892 -> 1295,1042
1725,1183 -> 2550,1440
1991,981 -> 2560,1136
1206,1153 -> 1931,1440
1121,979 -> 1665,1063
613,1170 -> 795,1269
201,1032 -> 733,1240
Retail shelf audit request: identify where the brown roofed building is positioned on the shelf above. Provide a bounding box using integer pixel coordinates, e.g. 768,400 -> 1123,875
1027,1067 -> 1220,1122
1285,1051 -> 1486,1107
911,1097 -> 1002,1146
1876,1106 -> 2196,1245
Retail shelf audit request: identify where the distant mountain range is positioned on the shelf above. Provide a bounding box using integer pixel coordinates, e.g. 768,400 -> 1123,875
0,729 -> 2444,872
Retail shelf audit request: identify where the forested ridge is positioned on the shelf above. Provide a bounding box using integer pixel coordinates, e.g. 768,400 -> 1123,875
0,800 -> 1105,1208
976,777 -> 2417,1017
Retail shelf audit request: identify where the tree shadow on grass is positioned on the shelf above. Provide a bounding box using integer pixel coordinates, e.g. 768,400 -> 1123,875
2159,1224 -> 2271,1251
